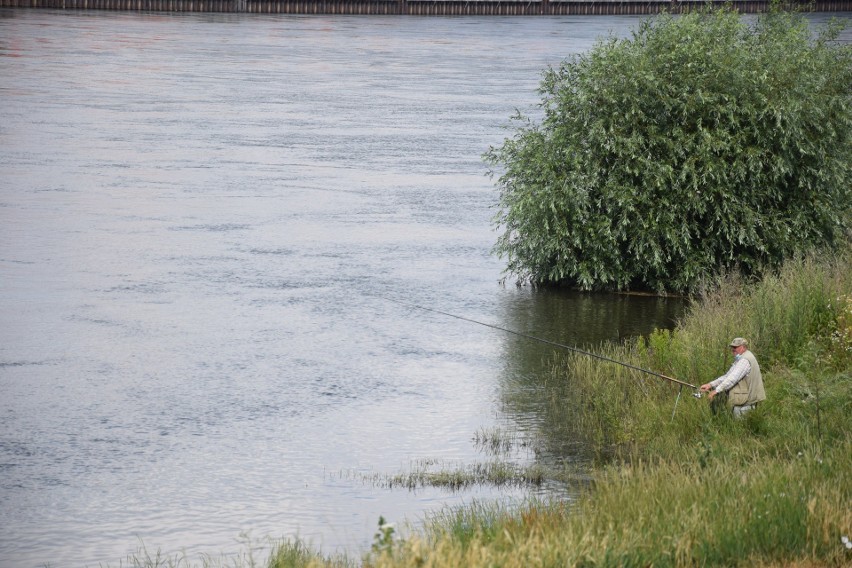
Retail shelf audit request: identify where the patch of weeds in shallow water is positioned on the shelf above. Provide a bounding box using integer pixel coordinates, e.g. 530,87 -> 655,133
110,534 -> 295,568
473,425 -> 519,455
367,457 -> 587,492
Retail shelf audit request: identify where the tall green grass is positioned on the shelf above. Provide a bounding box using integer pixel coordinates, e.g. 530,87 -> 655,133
366,445 -> 851,567
360,248 -> 852,567
539,249 -> 852,464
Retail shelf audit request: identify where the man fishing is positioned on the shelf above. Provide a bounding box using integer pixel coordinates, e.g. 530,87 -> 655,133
700,338 -> 766,417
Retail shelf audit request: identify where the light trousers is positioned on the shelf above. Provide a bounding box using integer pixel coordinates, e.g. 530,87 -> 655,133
733,404 -> 757,418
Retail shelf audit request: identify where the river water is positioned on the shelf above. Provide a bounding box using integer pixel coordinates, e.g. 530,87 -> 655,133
0,9 -> 841,568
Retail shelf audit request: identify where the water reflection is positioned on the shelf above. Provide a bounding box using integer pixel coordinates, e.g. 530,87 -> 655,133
489,288 -> 684,466
495,287 -> 683,387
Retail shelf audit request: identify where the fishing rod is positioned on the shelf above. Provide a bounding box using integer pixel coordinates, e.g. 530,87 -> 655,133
381,296 -> 699,391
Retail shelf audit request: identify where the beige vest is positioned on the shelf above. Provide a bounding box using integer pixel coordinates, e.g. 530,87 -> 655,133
727,350 -> 766,407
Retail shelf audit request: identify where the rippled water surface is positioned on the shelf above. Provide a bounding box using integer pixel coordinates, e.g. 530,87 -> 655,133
10,8 -> 844,567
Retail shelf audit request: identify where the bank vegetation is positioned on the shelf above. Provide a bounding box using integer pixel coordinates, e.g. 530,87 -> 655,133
121,233 -> 851,568
270,246 -> 851,568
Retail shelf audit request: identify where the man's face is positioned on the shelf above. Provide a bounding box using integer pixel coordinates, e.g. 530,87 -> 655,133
731,345 -> 746,356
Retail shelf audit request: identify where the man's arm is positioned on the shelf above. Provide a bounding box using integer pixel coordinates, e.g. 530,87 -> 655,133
711,358 -> 751,393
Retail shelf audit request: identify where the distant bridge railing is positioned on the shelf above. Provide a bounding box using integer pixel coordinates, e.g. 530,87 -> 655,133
1,0 -> 849,15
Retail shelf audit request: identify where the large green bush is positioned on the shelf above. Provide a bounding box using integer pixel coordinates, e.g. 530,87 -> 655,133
486,7 -> 851,293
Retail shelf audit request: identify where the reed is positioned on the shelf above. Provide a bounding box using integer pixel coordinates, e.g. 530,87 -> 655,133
267,540 -> 353,568
117,537 -> 356,568
470,426 -> 517,457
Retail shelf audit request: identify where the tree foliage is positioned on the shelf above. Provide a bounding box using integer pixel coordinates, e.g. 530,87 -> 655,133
486,6 -> 852,293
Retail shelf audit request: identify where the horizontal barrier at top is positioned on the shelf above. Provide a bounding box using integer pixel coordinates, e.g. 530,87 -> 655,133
2,0 -> 849,14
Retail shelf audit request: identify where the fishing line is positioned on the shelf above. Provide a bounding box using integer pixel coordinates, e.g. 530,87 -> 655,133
381,296 -> 698,391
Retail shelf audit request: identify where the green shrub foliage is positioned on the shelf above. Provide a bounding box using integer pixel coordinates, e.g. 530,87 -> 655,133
486,7 -> 851,293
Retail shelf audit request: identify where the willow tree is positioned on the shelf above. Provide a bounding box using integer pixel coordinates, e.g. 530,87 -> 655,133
486,7 -> 851,294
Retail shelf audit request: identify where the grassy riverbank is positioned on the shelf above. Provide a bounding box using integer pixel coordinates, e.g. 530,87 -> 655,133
279,248 -> 850,568
125,248 -> 851,567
